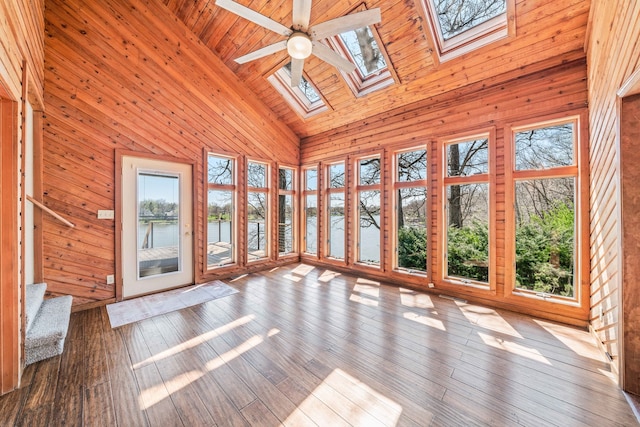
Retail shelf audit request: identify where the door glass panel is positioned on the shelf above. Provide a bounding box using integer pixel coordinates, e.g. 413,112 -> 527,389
138,173 -> 180,278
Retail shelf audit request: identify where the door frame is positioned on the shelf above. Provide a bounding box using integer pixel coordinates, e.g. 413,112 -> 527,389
115,150 -> 196,301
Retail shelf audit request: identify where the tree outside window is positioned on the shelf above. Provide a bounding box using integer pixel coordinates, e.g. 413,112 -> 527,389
513,121 -> 577,298
394,149 -> 428,272
207,154 -> 235,268
247,161 -> 269,261
444,137 -> 490,284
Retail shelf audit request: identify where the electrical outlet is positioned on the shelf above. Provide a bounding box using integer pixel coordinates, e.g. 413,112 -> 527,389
428,282 -> 435,288
106,274 -> 115,285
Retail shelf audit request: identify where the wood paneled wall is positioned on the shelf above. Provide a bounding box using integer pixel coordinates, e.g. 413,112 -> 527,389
301,59 -> 589,325
43,0 -> 299,307
585,0 -> 640,383
0,0 -> 45,395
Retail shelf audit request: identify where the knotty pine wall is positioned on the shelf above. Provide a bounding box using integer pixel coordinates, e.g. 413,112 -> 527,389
301,59 -> 589,326
586,0 -> 640,386
0,0 -> 45,394
43,0 -> 299,307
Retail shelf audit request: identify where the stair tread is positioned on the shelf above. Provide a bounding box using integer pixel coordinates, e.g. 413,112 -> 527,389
26,295 -> 73,347
25,283 -> 47,333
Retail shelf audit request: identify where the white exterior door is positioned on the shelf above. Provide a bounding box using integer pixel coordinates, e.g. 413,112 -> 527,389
121,156 -> 193,298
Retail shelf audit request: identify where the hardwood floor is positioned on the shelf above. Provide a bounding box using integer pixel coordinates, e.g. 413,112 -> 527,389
1,263 -> 638,426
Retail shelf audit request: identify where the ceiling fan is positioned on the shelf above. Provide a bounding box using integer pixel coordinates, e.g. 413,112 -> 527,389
215,0 -> 381,87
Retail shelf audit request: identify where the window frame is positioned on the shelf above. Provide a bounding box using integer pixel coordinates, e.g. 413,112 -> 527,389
204,150 -> 238,271
246,158 -> 271,263
353,152 -> 383,269
418,0 -> 515,64
277,164 -> 297,258
301,164 -> 320,258
392,145 -> 429,276
505,114 -> 586,307
440,130 -> 496,291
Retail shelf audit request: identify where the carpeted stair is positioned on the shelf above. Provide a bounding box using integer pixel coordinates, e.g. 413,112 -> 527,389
25,283 -> 72,365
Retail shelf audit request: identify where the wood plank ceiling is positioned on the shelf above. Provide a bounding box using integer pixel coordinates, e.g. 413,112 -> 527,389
163,0 -> 590,139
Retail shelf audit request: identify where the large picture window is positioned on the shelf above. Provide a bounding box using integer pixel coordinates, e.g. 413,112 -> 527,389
206,153 -> 236,268
394,148 -> 428,273
356,155 -> 382,266
302,167 -> 318,255
326,161 -> 346,260
278,166 -> 296,256
444,136 -> 490,285
511,118 -> 579,301
247,160 -> 269,262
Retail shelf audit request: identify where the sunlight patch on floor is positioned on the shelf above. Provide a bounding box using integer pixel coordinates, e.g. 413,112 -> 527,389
457,303 -> 522,338
350,294 -> 379,307
138,371 -> 197,410
403,312 -> 446,331
139,330 -> 275,410
353,282 -> 380,298
283,273 -> 303,282
133,315 -> 255,369
292,264 -> 315,276
478,332 -> 551,365
399,288 -> 434,309
533,319 -> 602,359
286,368 -> 402,426
318,270 -> 341,282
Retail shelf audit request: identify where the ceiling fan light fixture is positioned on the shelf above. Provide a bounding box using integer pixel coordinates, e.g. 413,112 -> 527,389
287,32 -> 313,59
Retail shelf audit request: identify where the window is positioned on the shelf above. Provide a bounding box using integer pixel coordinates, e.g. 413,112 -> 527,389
267,62 -> 329,118
326,22 -> 396,96
511,118 -> 579,301
420,0 -> 514,62
247,160 -> 269,261
394,148 -> 428,273
302,167 -> 318,255
356,155 -> 382,266
443,136 -> 491,285
326,161 -> 346,260
206,153 -> 236,268
278,166 -> 296,256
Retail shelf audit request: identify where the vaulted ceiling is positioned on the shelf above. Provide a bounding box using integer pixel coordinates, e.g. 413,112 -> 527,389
163,0 -> 590,138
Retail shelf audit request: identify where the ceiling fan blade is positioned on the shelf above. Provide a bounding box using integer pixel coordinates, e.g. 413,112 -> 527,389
216,0 -> 292,36
311,42 -> 356,74
290,58 -> 304,87
310,8 -> 381,40
235,40 -> 288,64
292,0 -> 312,31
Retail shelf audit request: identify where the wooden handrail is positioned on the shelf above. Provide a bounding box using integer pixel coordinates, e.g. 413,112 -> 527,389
26,195 -> 75,228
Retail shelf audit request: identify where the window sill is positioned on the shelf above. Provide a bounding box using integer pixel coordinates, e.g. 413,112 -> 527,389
509,290 -> 581,307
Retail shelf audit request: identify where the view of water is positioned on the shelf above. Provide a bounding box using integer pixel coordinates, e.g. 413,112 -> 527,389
138,217 -> 382,263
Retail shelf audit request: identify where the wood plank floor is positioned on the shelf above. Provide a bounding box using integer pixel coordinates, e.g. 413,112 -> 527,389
1,263 -> 638,426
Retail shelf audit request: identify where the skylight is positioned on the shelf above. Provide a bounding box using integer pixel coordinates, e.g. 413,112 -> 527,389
434,0 -> 506,40
339,27 -> 387,78
420,0 -> 514,62
327,22 -> 396,97
283,62 -> 321,103
267,62 -> 329,118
